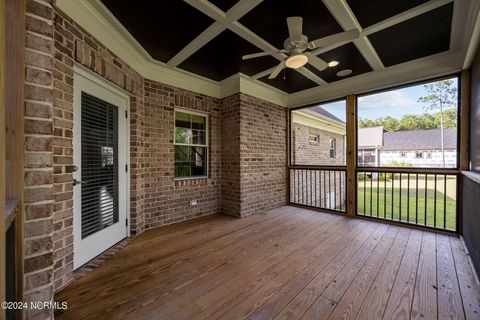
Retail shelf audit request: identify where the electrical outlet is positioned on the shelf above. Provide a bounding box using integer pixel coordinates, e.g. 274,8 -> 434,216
190,200 -> 198,206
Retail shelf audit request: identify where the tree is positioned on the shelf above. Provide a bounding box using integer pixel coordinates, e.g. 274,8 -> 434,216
383,116 -> 399,131
417,79 -> 457,167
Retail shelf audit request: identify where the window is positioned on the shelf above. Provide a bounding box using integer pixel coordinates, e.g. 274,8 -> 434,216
308,134 -> 319,142
174,110 -> 208,178
329,138 -> 336,159
357,76 -> 458,168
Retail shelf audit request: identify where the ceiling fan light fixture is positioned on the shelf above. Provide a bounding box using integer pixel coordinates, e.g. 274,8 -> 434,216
328,60 -> 339,67
285,54 -> 308,69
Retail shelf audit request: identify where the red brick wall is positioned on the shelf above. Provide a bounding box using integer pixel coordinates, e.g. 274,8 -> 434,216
239,93 -> 287,216
139,80 -> 222,228
23,0 -> 55,318
221,94 -> 241,216
221,93 -> 287,217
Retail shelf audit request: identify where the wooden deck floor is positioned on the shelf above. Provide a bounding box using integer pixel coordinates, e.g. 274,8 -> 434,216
55,206 -> 480,320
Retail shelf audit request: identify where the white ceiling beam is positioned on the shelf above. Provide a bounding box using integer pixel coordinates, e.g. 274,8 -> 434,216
463,7 -> 480,68
170,0 -> 264,67
362,0 -> 454,37
322,0 -> 384,71
252,66 -> 277,80
226,0 -> 264,21
289,51 -> 463,107
167,23 -> 225,67
183,0 -> 225,21
449,0 -> 480,67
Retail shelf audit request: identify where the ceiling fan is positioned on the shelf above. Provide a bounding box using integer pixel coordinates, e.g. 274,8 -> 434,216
242,17 -> 360,79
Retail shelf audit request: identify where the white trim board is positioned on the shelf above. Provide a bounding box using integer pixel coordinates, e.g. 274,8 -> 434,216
56,0 -> 480,108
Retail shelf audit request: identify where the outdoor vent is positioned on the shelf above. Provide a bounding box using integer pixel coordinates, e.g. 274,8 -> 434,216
81,92 -> 119,239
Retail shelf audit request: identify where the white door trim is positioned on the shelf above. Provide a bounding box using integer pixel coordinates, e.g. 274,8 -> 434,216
73,64 -> 130,270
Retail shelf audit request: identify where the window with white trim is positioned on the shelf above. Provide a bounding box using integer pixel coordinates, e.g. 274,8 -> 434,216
174,110 -> 208,178
329,138 -> 336,159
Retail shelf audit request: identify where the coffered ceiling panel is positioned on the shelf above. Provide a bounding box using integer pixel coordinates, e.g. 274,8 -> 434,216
368,3 -> 453,67
238,0 -> 343,49
101,0 -> 214,62
178,30 -> 280,81
259,68 -> 317,93
346,0 -> 430,28
307,43 -> 373,83
208,0 -> 239,12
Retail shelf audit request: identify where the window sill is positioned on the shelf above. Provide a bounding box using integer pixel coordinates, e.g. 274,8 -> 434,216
174,177 -> 209,187
463,171 -> 480,184
174,176 -> 208,181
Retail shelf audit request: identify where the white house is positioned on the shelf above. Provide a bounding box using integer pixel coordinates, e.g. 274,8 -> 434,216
358,127 -> 457,168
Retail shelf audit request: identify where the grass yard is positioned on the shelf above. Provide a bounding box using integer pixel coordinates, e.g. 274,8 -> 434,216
357,175 -> 457,230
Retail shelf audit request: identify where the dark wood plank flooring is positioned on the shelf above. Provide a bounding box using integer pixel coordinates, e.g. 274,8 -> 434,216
55,206 -> 480,320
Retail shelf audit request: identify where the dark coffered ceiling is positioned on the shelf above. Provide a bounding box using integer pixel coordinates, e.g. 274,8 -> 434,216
369,3 -> 453,67
178,30 -> 280,82
101,0 -> 456,94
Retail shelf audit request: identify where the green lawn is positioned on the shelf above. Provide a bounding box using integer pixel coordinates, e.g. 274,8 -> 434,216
357,183 -> 457,230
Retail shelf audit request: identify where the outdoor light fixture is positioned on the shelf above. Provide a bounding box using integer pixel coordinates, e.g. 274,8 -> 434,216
285,54 -> 308,69
336,69 -> 353,77
328,60 -> 339,67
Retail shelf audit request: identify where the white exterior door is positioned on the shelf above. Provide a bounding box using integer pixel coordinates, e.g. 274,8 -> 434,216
73,66 -> 130,269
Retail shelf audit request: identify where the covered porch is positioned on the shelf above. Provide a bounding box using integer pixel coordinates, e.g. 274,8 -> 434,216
55,206 -> 480,319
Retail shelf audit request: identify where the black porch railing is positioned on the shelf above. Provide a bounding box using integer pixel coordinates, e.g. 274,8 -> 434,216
356,168 -> 459,232
290,167 -> 346,213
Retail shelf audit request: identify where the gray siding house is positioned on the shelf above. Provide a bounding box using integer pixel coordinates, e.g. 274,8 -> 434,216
358,127 -> 457,168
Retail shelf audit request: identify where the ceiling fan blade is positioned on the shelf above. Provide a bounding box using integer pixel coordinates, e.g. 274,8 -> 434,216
268,61 -> 286,79
242,49 -> 285,60
242,52 -> 272,60
287,16 -> 303,44
308,29 -> 360,49
306,53 -> 328,71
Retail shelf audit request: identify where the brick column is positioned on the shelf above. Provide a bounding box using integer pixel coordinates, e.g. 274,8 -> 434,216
23,0 -> 55,319
220,93 -> 287,217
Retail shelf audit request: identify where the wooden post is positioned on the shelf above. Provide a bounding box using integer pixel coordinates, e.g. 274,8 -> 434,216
460,69 -> 470,171
0,0 -> 7,318
346,95 -> 357,217
286,108 -> 291,204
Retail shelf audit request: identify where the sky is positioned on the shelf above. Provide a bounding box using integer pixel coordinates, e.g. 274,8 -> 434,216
310,77 -> 458,123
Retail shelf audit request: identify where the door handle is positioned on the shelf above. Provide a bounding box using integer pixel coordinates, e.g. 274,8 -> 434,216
73,179 -> 85,186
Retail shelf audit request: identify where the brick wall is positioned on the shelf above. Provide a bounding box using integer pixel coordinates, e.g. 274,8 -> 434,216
139,80 -> 222,228
221,94 -> 241,216
221,93 -> 287,217
24,0 -> 55,318
292,123 -> 345,165
239,94 -> 287,216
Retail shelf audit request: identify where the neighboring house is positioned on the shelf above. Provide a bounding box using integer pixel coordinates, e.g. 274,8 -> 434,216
291,106 -> 346,165
358,127 -> 457,168
357,126 -> 385,167
291,107 -> 346,209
